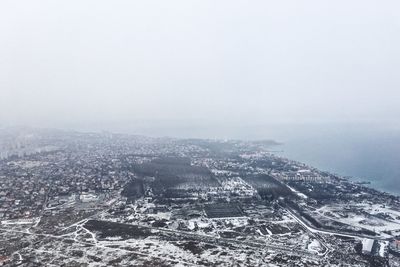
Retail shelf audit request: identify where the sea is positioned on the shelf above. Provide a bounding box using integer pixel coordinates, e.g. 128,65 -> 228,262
277,125 -> 400,196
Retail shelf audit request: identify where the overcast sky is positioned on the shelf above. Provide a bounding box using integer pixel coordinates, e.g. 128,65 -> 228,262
1,0 -> 400,135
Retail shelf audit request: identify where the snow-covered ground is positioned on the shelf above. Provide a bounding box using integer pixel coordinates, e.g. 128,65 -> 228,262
315,203 -> 400,237
286,184 -> 308,199
1,218 -> 39,225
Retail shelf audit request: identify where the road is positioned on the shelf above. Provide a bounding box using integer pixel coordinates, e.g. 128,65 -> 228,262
284,205 -> 391,241
269,173 -> 391,242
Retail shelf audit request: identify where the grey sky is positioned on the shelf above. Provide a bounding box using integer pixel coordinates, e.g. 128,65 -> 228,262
1,0 -> 400,133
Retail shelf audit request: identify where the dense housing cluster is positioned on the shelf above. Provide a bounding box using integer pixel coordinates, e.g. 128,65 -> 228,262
0,127 -> 399,266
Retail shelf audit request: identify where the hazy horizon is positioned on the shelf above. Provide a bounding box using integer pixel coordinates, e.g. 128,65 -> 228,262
2,2 -> 400,264
1,0 -> 400,134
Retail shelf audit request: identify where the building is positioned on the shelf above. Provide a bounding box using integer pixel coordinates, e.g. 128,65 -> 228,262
362,238 -> 375,255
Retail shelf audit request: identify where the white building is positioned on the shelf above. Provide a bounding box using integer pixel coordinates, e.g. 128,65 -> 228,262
362,238 -> 375,255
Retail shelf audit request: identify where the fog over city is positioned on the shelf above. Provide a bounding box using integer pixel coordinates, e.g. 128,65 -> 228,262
3,2 -> 400,266
1,0 -> 400,138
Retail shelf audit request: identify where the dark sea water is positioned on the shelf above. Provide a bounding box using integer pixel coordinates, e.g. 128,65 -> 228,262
279,130 -> 400,195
